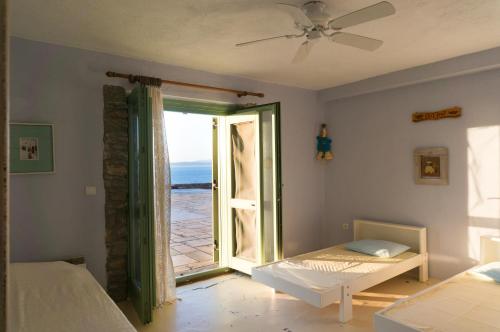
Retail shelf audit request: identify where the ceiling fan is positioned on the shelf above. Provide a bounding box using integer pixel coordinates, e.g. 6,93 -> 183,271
236,1 -> 396,63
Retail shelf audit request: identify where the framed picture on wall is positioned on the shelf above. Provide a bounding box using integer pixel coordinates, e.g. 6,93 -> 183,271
414,147 -> 448,185
10,123 -> 55,174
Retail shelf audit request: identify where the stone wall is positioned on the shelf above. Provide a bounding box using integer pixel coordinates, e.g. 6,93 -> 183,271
0,0 -> 7,329
103,85 -> 128,302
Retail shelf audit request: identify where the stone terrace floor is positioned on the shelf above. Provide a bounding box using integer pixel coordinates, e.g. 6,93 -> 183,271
171,189 -> 217,276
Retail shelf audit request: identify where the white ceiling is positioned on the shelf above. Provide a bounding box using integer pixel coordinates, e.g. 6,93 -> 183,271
10,0 -> 500,90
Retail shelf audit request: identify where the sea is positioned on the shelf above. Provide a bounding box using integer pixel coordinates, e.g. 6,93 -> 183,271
170,161 -> 212,185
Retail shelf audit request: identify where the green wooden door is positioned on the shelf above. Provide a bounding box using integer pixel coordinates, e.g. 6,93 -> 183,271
127,85 -> 154,324
238,103 -> 283,263
226,103 -> 283,272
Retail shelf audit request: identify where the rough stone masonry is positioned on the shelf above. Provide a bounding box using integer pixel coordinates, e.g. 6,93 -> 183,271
103,85 -> 129,302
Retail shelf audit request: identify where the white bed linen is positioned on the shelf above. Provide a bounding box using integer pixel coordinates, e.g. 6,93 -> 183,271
8,262 -> 136,332
257,245 -> 418,291
381,270 -> 500,331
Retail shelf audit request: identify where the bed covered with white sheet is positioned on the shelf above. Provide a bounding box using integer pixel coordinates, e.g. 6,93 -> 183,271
255,244 -> 420,293
375,263 -> 500,332
9,261 -> 136,332
252,219 -> 428,322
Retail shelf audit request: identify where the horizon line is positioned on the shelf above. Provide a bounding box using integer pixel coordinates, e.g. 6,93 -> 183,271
171,159 -> 211,164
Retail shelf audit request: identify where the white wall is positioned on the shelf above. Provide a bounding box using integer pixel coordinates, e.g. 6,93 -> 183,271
323,68 -> 500,279
9,37 -> 325,286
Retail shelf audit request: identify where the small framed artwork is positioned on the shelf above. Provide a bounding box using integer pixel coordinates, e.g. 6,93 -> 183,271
414,147 -> 448,185
10,123 -> 55,174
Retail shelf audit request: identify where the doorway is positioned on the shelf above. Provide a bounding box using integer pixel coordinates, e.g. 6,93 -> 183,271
164,100 -> 282,280
164,111 -> 218,277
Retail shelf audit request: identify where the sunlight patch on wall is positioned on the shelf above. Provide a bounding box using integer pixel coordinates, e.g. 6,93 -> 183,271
467,125 -> 500,261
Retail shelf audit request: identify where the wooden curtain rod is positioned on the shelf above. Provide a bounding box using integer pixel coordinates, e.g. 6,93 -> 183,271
105,71 -> 264,98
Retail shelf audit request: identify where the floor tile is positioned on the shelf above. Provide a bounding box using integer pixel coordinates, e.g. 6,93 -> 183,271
185,250 -> 212,262
171,254 -> 197,266
172,244 -> 197,254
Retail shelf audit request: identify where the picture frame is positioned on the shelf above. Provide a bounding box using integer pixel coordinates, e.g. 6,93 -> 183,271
414,147 -> 448,185
10,123 -> 55,174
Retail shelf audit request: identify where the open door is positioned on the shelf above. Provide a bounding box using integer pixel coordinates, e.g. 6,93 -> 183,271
127,85 -> 154,324
222,103 -> 282,274
227,113 -> 261,274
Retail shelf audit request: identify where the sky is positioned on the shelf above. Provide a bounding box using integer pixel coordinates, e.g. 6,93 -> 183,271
164,111 -> 213,163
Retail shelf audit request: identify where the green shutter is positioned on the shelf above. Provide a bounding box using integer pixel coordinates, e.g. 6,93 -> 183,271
127,85 -> 154,324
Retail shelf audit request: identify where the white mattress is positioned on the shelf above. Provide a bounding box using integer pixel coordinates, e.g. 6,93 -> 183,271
255,244 -> 419,291
380,267 -> 500,331
8,261 -> 136,332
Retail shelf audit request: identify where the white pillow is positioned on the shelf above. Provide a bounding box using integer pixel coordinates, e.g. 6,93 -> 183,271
345,239 -> 411,258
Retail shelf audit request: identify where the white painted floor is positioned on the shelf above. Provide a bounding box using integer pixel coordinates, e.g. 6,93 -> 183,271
119,273 -> 436,332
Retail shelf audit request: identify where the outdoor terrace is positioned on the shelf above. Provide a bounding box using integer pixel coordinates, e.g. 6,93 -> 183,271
171,189 -> 217,276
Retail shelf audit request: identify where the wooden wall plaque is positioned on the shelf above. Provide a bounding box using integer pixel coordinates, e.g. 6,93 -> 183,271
412,107 -> 462,123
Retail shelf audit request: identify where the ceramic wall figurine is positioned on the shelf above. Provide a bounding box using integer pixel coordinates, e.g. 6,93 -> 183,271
316,124 -> 333,160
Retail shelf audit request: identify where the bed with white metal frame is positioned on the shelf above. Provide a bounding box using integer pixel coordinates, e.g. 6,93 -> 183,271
252,219 -> 428,323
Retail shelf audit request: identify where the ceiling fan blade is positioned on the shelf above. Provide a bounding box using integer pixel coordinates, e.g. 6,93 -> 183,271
236,34 -> 298,47
277,3 -> 313,28
329,1 -> 395,30
292,39 -> 317,63
330,32 -> 383,51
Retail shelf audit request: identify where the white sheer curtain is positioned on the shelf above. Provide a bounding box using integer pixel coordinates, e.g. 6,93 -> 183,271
149,86 -> 176,305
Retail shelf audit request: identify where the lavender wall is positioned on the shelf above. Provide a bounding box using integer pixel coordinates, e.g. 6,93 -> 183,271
323,69 -> 500,279
9,37 -> 325,286
10,36 -> 500,285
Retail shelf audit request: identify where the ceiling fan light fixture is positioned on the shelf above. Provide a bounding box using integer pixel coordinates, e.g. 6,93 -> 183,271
307,29 -> 321,39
